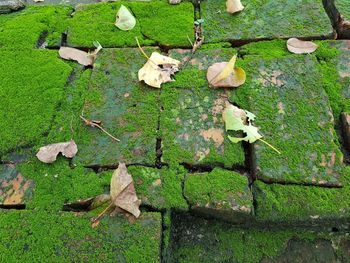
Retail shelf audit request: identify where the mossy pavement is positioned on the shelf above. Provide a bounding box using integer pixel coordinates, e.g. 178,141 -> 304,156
1,0 -> 350,262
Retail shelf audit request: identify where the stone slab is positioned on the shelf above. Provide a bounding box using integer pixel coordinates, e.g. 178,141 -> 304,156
75,48 -> 159,166
184,168 -> 253,222
170,213 -> 350,262
0,210 -> 161,262
235,54 -> 343,186
160,48 -> 245,167
67,1 -> 194,48
201,0 -> 334,43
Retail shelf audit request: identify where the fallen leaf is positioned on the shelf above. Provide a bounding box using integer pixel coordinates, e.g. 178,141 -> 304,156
286,38 -> 318,54
110,163 -> 141,218
222,104 -> 262,143
36,140 -> 78,163
33,0 -> 44,2
115,5 -> 136,31
138,52 -> 180,88
207,55 -> 246,88
226,0 -> 244,14
59,42 -> 102,66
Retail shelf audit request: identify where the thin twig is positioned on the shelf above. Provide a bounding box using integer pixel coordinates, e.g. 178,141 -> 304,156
258,138 -> 281,154
187,35 -> 194,48
91,202 -> 114,227
80,115 -> 120,142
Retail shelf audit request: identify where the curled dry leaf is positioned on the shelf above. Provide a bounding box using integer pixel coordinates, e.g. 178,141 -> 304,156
286,38 -> 318,54
138,52 -> 180,88
59,42 -> 102,66
115,5 -> 136,31
110,163 -> 141,218
36,140 -> 78,163
223,104 -> 262,143
226,0 -> 244,14
207,55 -> 246,88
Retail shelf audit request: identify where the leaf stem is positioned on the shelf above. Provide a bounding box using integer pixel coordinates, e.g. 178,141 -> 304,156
258,138 -> 281,154
80,115 -> 120,142
135,37 -> 150,60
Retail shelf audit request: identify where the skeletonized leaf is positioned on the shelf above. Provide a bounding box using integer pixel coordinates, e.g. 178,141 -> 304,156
286,38 -> 318,54
110,163 -> 141,218
138,52 -> 180,88
36,140 -> 78,163
115,5 -> 136,31
226,0 -> 244,14
207,55 -> 246,88
59,47 -> 93,66
222,104 -> 262,143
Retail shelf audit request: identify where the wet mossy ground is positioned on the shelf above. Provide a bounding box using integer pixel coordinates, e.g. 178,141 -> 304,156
2,1 -> 350,261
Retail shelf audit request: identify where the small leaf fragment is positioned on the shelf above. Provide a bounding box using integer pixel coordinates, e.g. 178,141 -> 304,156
207,55 -> 246,88
36,140 -> 78,163
110,163 -> 141,218
226,0 -> 244,14
138,52 -> 180,88
222,104 -> 262,143
59,47 -> 93,66
115,5 -> 136,31
286,38 -> 318,54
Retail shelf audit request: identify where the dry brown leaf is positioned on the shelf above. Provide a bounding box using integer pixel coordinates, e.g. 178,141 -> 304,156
226,0 -> 244,14
110,163 -> 141,218
59,47 -> 93,66
286,38 -> 318,54
138,52 -> 180,88
207,55 -> 246,88
36,140 -> 78,163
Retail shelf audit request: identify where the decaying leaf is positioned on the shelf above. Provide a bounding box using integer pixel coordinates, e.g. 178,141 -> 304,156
222,104 -> 262,143
115,5 -> 136,31
226,0 -> 244,14
36,140 -> 78,163
33,0 -> 44,2
110,163 -> 141,218
286,38 -> 318,54
138,52 -> 180,88
59,42 -> 102,66
207,55 -> 246,88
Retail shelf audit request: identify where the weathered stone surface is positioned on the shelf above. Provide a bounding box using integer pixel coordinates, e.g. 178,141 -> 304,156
341,112 -> 350,152
253,169 -> 350,223
0,164 -> 34,206
0,0 -> 24,14
67,1 -> 194,48
129,165 -> 188,210
184,168 -> 253,222
160,49 -> 245,167
75,48 -> 159,166
201,0 -> 334,44
235,55 -> 343,186
170,213 -> 350,263
0,210 -> 161,262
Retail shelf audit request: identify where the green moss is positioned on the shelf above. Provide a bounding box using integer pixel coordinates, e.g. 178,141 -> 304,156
18,158 -> 110,211
161,48 -> 245,167
0,6 -> 71,49
201,0 -> 333,43
67,1 -> 193,48
74,48 -> 159,166
0,49 -> 72,155
335,0 -> 350,21
233,54 -> 343,185
0,210 -> 161,262
238,39 -> 290,60
128,165 -> 188,210
253,167 -> 350,222
184,168 -> 252,212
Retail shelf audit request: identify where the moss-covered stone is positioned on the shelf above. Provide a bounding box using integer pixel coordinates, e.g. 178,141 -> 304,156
0,163 -> 34,205
160,48 -> 245,167
184,168 -> 252,222
0,6 -> 71,49
234,54 -> 343,186
74,48 -> 159,166
334,0 -> 350,21
170,213 -> 349,263
0,210 -> 161,262
0,49 -> 72,155
128,165 -> 188,210
201,0 -> 333,44
67,1 -> 194,48
253,167 -> 350,223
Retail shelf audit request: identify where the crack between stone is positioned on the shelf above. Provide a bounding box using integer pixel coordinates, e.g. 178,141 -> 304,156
256,178 -> 343,189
